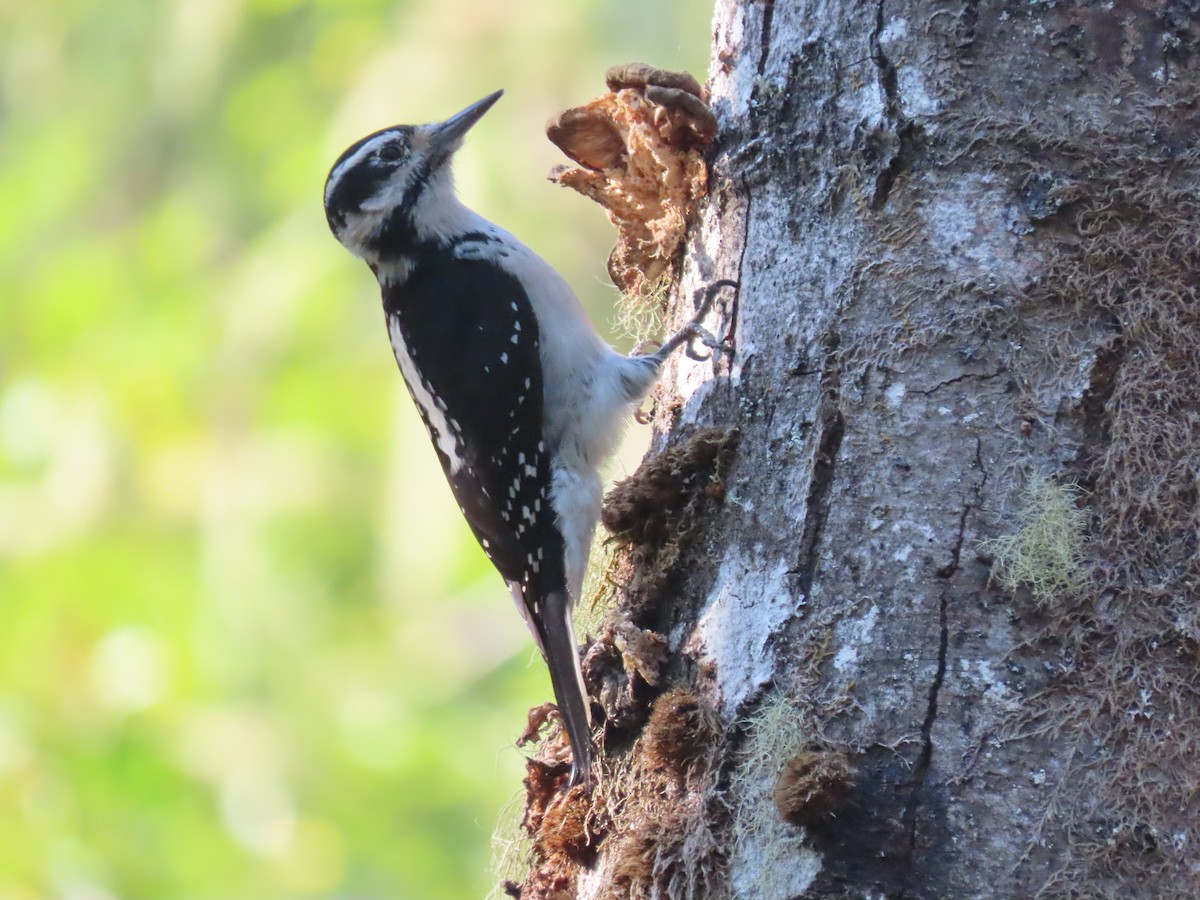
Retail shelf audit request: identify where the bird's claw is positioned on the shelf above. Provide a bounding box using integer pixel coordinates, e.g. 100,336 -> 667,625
681,322 -> 733,361
643,279 -> 738,366
687,279 -> 738,362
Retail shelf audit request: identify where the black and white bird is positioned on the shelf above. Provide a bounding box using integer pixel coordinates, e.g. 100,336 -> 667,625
323,90 -> 727,789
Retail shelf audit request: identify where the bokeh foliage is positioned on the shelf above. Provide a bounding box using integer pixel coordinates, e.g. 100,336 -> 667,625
0,1 -> 710,896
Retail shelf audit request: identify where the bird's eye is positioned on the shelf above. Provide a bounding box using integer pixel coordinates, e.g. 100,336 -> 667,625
377,142 -> 405,162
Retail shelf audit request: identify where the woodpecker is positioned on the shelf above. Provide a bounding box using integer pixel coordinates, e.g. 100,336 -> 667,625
324,90 -> 728,789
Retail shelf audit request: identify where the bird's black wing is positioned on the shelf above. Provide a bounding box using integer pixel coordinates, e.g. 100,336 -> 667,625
381,249 -> 565,594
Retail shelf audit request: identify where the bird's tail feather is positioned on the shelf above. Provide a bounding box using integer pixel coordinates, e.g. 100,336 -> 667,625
538,589 -> 593,790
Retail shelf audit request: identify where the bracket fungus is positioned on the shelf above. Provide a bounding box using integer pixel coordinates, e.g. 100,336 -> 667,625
546,63 -> 717,297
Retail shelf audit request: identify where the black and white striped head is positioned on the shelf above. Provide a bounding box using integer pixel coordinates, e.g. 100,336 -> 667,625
323,90 -> 502,258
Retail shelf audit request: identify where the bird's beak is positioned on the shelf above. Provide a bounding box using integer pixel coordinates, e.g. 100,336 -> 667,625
427,90 -> 503,159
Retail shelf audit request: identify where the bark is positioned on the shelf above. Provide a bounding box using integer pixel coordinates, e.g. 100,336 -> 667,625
512,2 -> 1200,898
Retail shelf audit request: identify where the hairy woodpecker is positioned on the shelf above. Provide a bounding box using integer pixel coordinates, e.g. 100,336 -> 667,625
324,90 -> 726,789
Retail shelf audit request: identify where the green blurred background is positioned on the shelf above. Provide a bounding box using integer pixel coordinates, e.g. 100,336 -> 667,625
0,0 -> 710,897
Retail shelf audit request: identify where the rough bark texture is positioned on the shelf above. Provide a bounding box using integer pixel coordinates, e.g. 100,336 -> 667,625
510,2 -> 1200,898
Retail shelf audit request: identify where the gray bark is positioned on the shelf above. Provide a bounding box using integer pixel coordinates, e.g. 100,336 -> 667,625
516,2 -> 1200,898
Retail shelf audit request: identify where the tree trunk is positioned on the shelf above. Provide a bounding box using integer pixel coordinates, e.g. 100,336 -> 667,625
511,2 -> 1200,898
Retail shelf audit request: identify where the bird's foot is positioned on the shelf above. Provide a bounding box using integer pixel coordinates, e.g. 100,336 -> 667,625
654,279 -> 738,363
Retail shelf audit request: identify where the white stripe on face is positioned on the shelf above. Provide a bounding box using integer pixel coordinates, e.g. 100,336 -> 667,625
324,132 -> 394,207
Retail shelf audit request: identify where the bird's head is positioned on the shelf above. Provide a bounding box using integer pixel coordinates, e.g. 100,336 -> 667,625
323,90 -> 503,260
